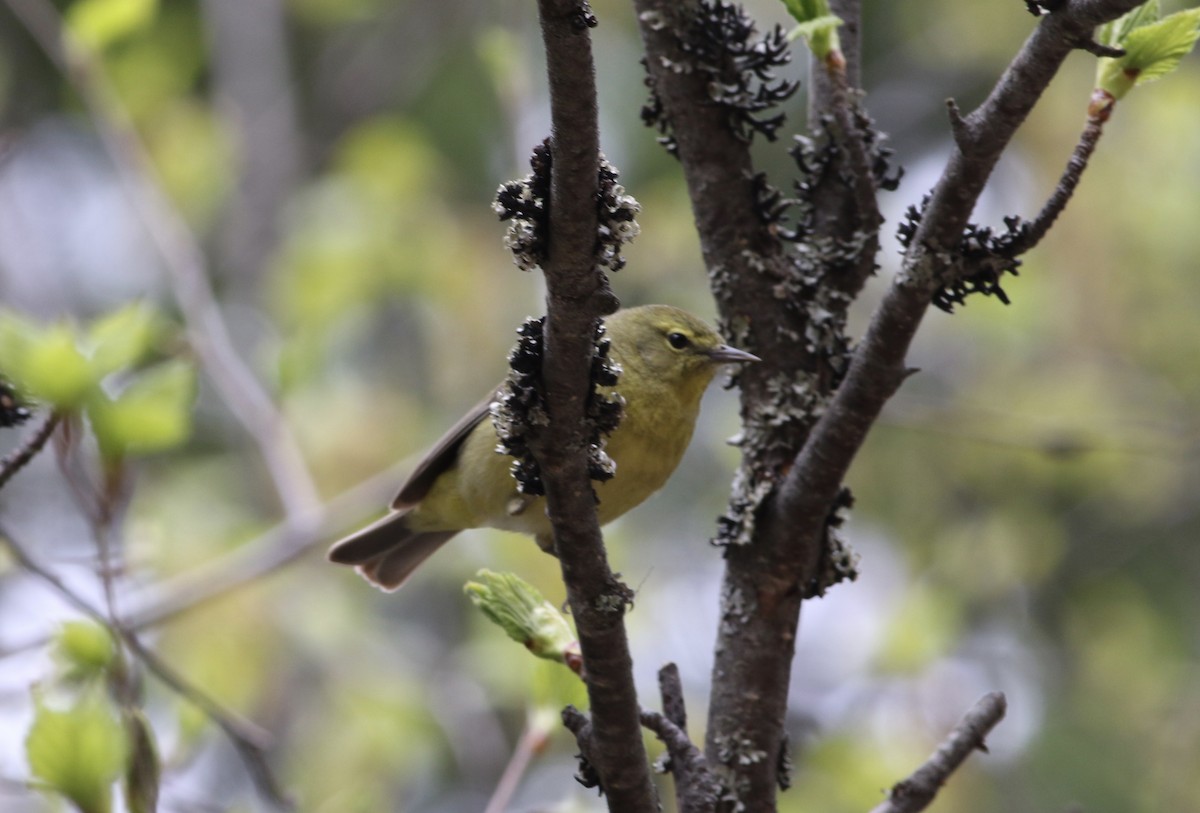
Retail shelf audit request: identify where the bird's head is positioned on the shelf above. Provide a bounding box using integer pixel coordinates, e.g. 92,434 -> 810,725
606,305 -> 758,401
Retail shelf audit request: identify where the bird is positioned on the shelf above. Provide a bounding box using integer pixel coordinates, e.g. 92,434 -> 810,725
328,304 -> 758,590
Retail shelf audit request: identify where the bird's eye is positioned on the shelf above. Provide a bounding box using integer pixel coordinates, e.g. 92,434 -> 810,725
667,332 -> 690,350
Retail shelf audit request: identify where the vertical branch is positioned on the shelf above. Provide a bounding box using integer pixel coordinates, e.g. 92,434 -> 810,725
635,0 -> 1147,809
200,0 -> 303,292
634,1 -> 820,805
531,0 -> 655,809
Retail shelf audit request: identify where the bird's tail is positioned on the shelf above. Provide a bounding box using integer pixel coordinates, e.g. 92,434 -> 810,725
328,511 -> 458,592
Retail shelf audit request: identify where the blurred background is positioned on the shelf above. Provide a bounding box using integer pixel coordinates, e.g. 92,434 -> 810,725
0,0 -> 1198,810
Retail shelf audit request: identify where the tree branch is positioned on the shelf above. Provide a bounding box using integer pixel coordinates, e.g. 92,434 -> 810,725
530,1 -> 653,808
636,1 -> 1145,808
634,0 -> 852,803
0,410 -> 59,491
641,664 -> 720,813
483,710 -> 553,813
1007,110 -> 1106,255
773,0 -> 1146,558
868,693 -> 1008,813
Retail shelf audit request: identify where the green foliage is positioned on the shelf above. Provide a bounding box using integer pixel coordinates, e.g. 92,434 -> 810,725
0,316 -> 92,408
780,0 -> 843,58
0,305 -> 193,460
54,622 -> 118,682
86,304 -> 165,380
26,690 -> 130,813
66,0 -> 160,52
1097,3 -> 1200,99
465,569 -> 581,670
89,360 -> 195,459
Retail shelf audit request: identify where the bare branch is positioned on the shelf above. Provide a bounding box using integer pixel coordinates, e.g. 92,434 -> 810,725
0,410 -> 59,491
658,662 -> 688,730
484,712 -> 553,813
0,461 -> 401,660
774,1 -> 1147,553
529,0 -> 652,807
3,0 -> 321,523
1007,112 -> 1106,255
637,1 -> 1146,807
1074,37 -> 1125,58
641,664 -> 721,813
868,693 -> 1008,813
200,0 -> 303,291
946,99 -> 970,151
125,460 -> 403,628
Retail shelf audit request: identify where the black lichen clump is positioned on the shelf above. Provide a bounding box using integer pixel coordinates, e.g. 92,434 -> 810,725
639,82 -> 677,157
773,113 -> 902,244
805,486 -> 859,598
595,157 -> 641,272
898,196 -> 1026,312
1025,0 -> 1065,16
573,750 -> 602,792
855,107 -> 905,193
571,0 -> 598,30
494,141 -> 553,273
0,378 -> 31,428
490,317 -> 624,497
494,142 -> 640,274
642,0 -> 798,154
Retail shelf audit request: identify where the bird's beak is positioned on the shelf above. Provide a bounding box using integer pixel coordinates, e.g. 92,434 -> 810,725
706,344 -> 760,364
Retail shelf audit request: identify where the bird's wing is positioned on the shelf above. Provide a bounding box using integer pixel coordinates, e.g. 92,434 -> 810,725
391,388 -> 500,509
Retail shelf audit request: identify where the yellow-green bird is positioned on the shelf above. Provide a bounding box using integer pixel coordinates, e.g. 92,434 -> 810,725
328,304 -> 757,590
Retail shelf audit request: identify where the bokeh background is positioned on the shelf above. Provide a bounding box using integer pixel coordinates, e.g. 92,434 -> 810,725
1,0 -> 1198,811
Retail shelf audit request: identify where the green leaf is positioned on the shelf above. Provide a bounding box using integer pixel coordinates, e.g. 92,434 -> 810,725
55,622 -> 117,682
1119,9 -> 1200,83
1099,0 -> 1161,48
66,0 -> 160,52
780,0 -> 842,58
465,570 -> 581,671
88,360 -> 195,459
780,0 -> 832,22
86,303 -> 163,379
1096,7 -> 1200,100
26,692 -> 129,813
21,323 -> 97,409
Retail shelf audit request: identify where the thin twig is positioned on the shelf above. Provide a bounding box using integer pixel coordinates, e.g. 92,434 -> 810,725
1008,113 -> 1106,255
0,458 -> 404,660
645,664 -> 720,813
639,711 -> 719,813
1074,37 -> 1124,58
3,0 -> 321,523
868,692 -> 1008,813
483,711 -> 552,813
657,662 -> 687,730
0,410 -> 60,491
0,524 -> 294,810
824,61 -> 883,265
124,458 -> 404,628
